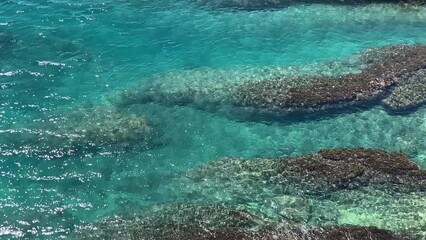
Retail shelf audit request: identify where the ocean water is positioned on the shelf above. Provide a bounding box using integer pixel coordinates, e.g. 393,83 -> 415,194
1,0 -> 426,238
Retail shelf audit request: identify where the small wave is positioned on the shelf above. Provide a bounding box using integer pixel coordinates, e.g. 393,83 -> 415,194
28,71 -> 44,76
0,70 -> 21,77
37,60 -> 66,67
0,227 -> 24,238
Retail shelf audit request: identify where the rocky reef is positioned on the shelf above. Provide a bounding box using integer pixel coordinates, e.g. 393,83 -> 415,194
113,59 -> 365,109
230,70 -> 394,116
279,148 -> 426,190
54,104 -> 156,149
4,103 -> 157,158
383,69 -> 426,112
75,203 -> 412,240
167,148 -> 426,235
179,148 -> 426,195
193,0 -> 426,10
232,45 -> 426,116
114,45 -> 426,121
74,148 -> 426,239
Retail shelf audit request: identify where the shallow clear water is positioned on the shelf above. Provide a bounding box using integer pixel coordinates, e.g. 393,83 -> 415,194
1,0 -> 426,238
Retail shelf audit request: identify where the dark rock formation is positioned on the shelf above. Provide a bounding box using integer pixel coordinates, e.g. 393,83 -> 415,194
74,149 -> 426,239
231,71 -> 394,115
167,148 -> 426,234
194,0 -> 426,10
383,69 -> 426,112
281,148 -> 426,190
231,45 -> 426,116
74,203 -> 411,239
74,204 -> 263,240
114,45 -> 426,121
186,148 -> 426,193
79,225 -> 408,240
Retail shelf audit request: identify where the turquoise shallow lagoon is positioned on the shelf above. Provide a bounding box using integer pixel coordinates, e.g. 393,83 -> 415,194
1,0 -> 426,238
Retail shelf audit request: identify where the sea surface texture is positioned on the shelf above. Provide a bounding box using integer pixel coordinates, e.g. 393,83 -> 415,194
1,0 -> 426,239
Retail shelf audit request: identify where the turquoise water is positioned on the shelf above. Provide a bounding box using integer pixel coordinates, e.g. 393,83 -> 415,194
1,0 -> 426,238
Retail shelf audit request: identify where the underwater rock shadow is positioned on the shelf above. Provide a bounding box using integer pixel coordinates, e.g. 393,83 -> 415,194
0,31 -> 16,52
218,99 -> 385,123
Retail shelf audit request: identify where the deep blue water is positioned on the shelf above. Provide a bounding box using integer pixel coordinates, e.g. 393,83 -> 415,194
1,0 -> 426,238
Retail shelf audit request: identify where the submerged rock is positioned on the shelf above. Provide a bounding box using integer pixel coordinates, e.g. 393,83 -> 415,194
232,45 -> 426,116
74,203 -> 412,240
383,69 -> 426,112
166,148 -> 426,234
185,148 -> 425,193
280,148 -> 426,190
55,104 -> 156,149
114,45 -> 426,121
230,70 -> 394,116
74,204 -> 263,239
193,0 -> 426,9
114,61 -> 363,109
71,149 -> 425,239
5,103 -> 157,158
78,224 -> 408,240
192,0 -> 295,9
